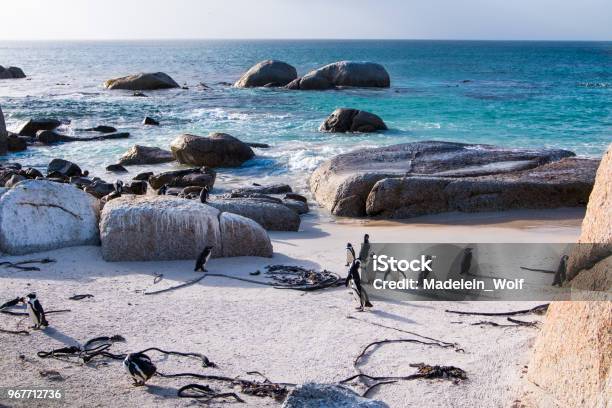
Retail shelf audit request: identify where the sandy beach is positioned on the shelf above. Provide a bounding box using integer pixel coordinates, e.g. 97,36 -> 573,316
0,208 -> 584,407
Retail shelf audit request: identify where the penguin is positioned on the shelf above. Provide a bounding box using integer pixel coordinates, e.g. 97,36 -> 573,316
459,248 -> 473,275
21,293 -> 48,329
345,260 -> 373,311
345,243 -> 356,267
552,255 -> 568,287
114,180 -> 124,194
158,184 -> 169,195
194,246 -> 214,272
417,255 -> 433,288
199,186 -> 209,204
123,352 -> 157,386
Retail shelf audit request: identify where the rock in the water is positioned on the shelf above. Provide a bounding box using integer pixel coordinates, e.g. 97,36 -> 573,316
36,130 -> 66,144
6,134 -> 27,152
82,125 -> 117,133
143,116 -> 160,126
100,195 -> 273,261
310,141 -> 595,218
170,133 -> 254,167
118,145 -> 174,165
104,72 -> 180,90
106,164 -> 128,173
282,383 -> 388,408
18,119 -> 61,137
0,105 -> 6,155
47,159 -> 82,177
0,66 -> 26,79
319,108 -> 387,133
148,167 -> 216,190
232,183 -> 292,195
234,60 -> 297,88
208,198 -> 300,231
133,171 -> 153,181
282,198 -> 309,214
286,61 -> 390,90
219,212 -> 273,257
83,181 -> 115,199
4,174 -> 26,188
0,180 -> 100,255
37,130 -> 129,144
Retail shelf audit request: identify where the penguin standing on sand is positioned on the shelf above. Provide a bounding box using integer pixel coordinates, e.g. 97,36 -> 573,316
345,260 -> 373,311
345,243 -> 356,266
123,353 -> 156,386
552,255 -> 569,287
459,248 -> 473,275
358,234 -> 373,283
21,293 -> 48,329
195,246 -> 214,272
199,186 -> 209,204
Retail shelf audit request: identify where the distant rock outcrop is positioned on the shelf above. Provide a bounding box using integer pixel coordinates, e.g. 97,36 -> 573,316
310,141 -> 597,218
170,133 -> 254,168
0,180 -> 100,255
104,72 -> 179,90
286,61 -> 390,90
0,66 -> 26,79
118,145 -> 174,165
234,60 -> 298,88
319,108 -> 387,133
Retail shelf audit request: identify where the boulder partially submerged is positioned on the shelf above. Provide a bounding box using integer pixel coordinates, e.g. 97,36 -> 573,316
118,145 -> 174,165
234,60 -> 298,88
100,195 -> 272,261
286,61 -> 390,90
148,167 -> 216,190
104,72 -> 179,90
170,133 -> 254,167
0,180 -> 100,255
18,118 -> 61,137
320,108 -> 387,133
0,66 -> 26,79
310,141 -> 597,218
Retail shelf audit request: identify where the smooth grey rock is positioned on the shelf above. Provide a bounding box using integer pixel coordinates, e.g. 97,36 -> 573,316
143,116 -> 160,126
119,145 -> 174,165
286,61 -> 390,90
282,383 -> 388,408
170,133 -> 254,168
320,108 -> 387,133
83,181 -> 115,199
283,198 -> 309,214
208,198 -> 301,231
82,125 -> 117,133
148,167 -> 216,190
104,72 -> 179,90
106,164 -> 128,173
0,180 -> 100,255
310,141 -> 595,218
234,60 -> 297,88
37,130 -> 129,144
219,212 -> 273,257
18,119 -> 61,137
47,159 -> 82,177
232,183 -> 292,195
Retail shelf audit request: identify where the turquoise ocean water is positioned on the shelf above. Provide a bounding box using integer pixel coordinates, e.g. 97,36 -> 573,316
0,40 -> 610,192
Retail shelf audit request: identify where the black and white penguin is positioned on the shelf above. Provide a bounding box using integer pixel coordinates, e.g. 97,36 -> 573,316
114,180 -> 124,194
552,255 -> 569,287
123,353 -> 157,386
199,186 -> 209,204
345,243 -> 356,267
459,248 -> 473,275
194,246 -> 214,272
21,293 -> 48,329
158,184 -> 169,195
345,260 -> 373,311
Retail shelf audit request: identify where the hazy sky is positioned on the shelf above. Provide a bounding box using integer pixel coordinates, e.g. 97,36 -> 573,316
1,0 -> 611,41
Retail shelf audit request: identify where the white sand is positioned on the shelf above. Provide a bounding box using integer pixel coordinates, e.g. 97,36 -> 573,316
0,208 -> 583,407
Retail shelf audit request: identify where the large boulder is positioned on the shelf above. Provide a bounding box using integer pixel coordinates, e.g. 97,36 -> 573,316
100,195 -> 272,261
18,118 -> 61,137
47,159 -> 82,177
526,144 -> 612,408
118,145 -> 175,165
234,60 -> 297,88
0,66 -> 26,79
7,134 -> 28,151
0,180 -> 100,255
219,212 -> 273,257
170,133 -> 254,168
319,108 -> 387,133
286,61 -> 390,90
566,143 -> 612,280
0,106 -> 7,155
231,183 -> 292,195
104,72 -> 179,90
208,198 -> 301,231
310,141 -> 596,218
148,167 -> 216,190
282,383 -> 388,408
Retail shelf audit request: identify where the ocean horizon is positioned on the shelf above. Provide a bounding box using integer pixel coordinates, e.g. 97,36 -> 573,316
1,39 -> 610,191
